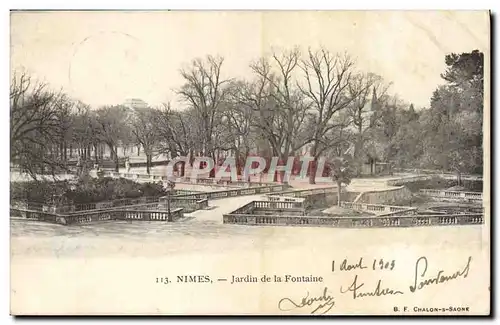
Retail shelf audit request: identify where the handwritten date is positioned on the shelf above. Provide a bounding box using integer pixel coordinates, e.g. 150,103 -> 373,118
332,258 -> 395,272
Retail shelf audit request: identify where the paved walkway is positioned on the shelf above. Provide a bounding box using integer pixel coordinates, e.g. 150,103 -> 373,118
186,194 -> 265,222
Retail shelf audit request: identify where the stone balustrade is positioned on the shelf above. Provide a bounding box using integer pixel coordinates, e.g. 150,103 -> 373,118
267,195 -> 305,203
176,177 -> 268,188
99,170 -> 271,188
341,202 -> 417,215
10,207 -> 184,225
391,169 -> 483,181
223,212 -> 484,228
266,186 -> 340,198
112,197 -> 209,213
11,190 -> 203,215
419,189 -> 483,201
253,200 -> 304,210
223,200 -> 484,228
174,184 -> 290,200
232,202 -> 256,215
386,176 -> 433,186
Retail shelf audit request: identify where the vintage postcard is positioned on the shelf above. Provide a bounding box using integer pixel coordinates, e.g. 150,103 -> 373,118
9,10 -> 490,315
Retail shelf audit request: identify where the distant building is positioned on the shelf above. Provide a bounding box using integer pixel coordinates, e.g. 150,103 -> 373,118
123,98 -> 148,110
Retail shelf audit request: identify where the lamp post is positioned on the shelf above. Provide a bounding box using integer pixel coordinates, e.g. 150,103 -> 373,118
166,179 -> 176,221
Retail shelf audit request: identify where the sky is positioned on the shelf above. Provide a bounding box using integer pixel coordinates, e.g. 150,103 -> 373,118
10,11 -> 489,109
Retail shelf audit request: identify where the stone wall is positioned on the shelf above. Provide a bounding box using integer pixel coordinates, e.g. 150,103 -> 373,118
253,208 -> 305,216
357,186 -> 413,205
304,191 -> 359,210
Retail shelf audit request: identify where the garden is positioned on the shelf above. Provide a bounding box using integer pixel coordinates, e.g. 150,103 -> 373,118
10,177 -> 168,206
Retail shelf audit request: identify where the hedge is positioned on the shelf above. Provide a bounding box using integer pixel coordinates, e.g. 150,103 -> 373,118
10,177 -> 167,205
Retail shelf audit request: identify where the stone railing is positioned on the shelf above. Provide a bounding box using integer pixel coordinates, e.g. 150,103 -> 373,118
341,202 -> 417,216
266,186 -> 359,211
162,197 -> 209,212
229,200 -> 305,215
438,174 -> 483,181
223,200 -> 484,228
267,195 -> 305,203
376,208 -> 418,217
99,170 -> 271,188
419,189 -> 483,201
10,207 -> 184,225
176,177 -> 269,188
223,212 -> 484,228
116,209 -> 184,222
11,196 -> 161,214
172,189 -> 204,196
386,175 -> 433,186
392,169 -> 483,181
266,186 -> 340,198
11,190 -> 200,214
174,180 -> 240,188
253,200 -> 304,210
231,201 -> 256,215
112,197 -> 209,213
174,184 -> 290,200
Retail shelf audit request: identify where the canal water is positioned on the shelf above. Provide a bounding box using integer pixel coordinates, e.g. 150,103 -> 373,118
11,218 -> 485,259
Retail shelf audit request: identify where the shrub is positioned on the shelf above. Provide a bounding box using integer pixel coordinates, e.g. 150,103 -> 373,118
11,178 -> 167,205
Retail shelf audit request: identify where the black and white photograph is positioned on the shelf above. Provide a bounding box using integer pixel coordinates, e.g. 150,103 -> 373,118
8,10 -> 490,315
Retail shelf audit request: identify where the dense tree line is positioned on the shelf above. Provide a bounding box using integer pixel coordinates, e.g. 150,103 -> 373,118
391,50 -> 483,183
10,49 -> 484,183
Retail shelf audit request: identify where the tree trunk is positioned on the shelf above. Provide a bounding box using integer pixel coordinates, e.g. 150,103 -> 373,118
94,144 -> 99,163
235,148 -> 241,176
63,142 -> 67,161
114,153 -> 119,172
337,181 -> 342,207
209,155 -> 216,178
108,144 -> 119,172
244,151 -> 251,183
69,144 -> 73,158
180,161 -> 185,177
308,143 -> 318,184
309,157 -> 318,184
137,145 -> 140,156
189,148 -> 194,167
59,142 -> 64,160
456,171 -> 462,186
272,170 -> 278,182
355,124 -> 363,176
146,153 -> 152,175
278,154 -> 289,185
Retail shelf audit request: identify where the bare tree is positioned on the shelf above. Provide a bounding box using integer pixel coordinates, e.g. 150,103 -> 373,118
346,72 -> 390,175
131,107 -> 159,175
95,105 -> 131,172
154,104 -> 195,176
53,94 -> 74,164
298,49 -> 356,183
247,49 -> 309,182
220,80 -> 257,178
10,72 -> 68,179
177,55 -> 229,178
